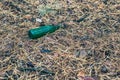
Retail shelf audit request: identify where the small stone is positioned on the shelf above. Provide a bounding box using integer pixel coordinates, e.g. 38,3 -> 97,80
82,8 -> 89,13
34,1 -> 40,5
94,30 -> 103,38
80,43 -> 86,48
36,18 -> 42,23
80,35 -> 90,41
28,17 -> 36,23
5,70 -> 13,76
108,44 -> 114,50
104,29 -> 112,34
80,50 -> 87,58
19,60 -> 26,67
95,18 -> 101,22
18,44 -> 23,48
40,48 -> 52,53
62,23 -> 69,29
105,50 -> 111,57
10,56 -> 18,64
12,74 -> 20,80
26,62 -> 34,67
116,6 -> 120,10
101,65 -> 108,73
75,50 -> 87,58
4,51 -> 11,56
40,22 -> 45,26
73,35 -> 80,41
117,71 -> 120,75
87,50 -> 94,56
67,8 -> 73,14
57,31 -> 67,37
102,0 -> 108,4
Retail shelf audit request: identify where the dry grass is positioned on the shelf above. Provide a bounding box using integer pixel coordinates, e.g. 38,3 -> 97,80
0,0 -> 120,80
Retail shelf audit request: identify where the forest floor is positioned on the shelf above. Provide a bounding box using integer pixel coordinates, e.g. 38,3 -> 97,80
0,0 -> 120,80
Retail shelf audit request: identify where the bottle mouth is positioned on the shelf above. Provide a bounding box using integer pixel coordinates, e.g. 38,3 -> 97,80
55,24 -> 61,29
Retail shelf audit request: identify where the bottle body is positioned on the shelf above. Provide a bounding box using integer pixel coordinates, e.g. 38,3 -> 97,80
28,25 -> 60,39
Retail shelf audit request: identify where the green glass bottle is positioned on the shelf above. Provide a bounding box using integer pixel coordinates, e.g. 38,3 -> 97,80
28,25 -> 60,39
